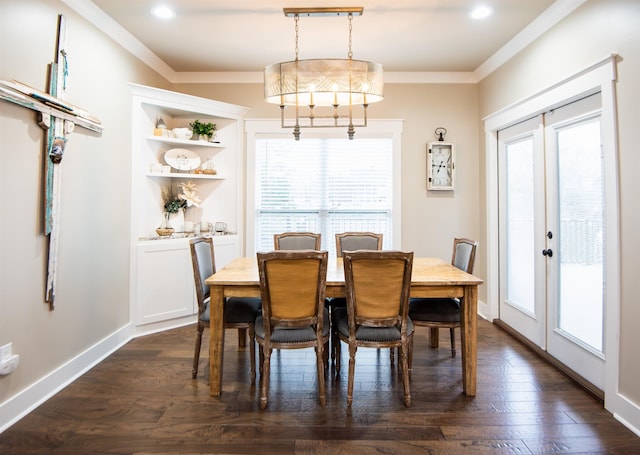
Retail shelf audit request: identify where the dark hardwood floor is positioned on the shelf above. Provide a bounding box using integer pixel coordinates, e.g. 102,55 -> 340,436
1,318 -> 639,454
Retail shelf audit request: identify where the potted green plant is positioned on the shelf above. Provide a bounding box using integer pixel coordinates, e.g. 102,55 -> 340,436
189,119 -> 216,141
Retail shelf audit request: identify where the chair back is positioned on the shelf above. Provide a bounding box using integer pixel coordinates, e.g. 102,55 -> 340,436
451,238 -> 479,273
257,250 -> 328,332
189,237 -> 215,315
335,232 -> 383,257
274,232 -> 321,250
343,250 -> 413,328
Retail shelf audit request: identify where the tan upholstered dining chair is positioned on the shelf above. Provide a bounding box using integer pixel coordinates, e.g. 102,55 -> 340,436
189,237 -> 261,381
255,250 -> 329,409
332,250 -> 414,407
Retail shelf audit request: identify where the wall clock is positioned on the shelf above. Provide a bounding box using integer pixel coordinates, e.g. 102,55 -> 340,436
427,141 -> 455,190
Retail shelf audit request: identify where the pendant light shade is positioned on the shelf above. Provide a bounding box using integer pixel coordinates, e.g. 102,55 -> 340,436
264,59 -> 384,106
264,7 -> 384,140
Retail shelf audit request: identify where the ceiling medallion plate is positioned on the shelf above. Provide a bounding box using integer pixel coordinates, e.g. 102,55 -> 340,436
283,7 -> 364,17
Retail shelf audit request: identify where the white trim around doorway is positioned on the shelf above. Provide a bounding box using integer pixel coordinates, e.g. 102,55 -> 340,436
482,55 -> 639,434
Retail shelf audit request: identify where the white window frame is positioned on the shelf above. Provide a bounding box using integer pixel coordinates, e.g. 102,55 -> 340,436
245,119 -> 403,256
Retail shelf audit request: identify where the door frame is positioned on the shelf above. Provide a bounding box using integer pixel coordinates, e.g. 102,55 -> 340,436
483,55 -> 619,408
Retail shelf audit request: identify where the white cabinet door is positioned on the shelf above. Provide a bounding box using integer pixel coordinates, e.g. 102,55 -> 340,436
134,236 -> 239,327
136,241 -> 195,326
212,235 -> 240,270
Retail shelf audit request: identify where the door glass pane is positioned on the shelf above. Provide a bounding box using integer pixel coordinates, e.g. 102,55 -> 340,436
557,118 -> 604,352
505,137 -> 536,314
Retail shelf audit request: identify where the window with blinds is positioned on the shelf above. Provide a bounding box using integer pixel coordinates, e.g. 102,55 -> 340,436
254,137 -> 393,256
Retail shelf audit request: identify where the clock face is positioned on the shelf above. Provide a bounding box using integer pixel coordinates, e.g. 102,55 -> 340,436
431,145 -> 452,186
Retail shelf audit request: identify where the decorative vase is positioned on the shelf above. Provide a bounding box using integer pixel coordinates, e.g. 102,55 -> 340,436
155,212 -> 174,237
170,209 -> 185,232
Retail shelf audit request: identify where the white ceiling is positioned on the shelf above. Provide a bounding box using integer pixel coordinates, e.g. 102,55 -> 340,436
71,0 -> 586,82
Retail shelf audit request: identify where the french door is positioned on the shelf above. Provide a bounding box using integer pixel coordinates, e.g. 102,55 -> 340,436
498,94 -> 605,388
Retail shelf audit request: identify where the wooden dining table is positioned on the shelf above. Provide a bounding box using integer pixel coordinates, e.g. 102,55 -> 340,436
205,256 -> 483,397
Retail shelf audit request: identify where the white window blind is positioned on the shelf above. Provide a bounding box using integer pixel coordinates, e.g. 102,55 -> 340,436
255,137 -> 393,256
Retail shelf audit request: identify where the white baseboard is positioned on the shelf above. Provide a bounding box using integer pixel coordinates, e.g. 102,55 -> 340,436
132,314 -> 197,338
0,315 -> 200,434
477,298 -> 491,321
0,323 -> 133,434
610,391 -> 640,437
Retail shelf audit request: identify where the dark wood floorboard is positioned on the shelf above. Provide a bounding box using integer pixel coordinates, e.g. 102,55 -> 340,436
1,319 -> 639,454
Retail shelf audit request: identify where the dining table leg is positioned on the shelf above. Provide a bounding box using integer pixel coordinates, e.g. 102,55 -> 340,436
209,285 -> 225,396
460,284 -> 478,396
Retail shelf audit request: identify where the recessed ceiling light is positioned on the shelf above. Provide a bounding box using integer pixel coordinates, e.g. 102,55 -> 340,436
469,5 -> 493,20
151,5 -> 176,19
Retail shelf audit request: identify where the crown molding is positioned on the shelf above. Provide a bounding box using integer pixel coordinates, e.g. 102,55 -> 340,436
62,0 -> 176,80
170,71 -> 479,84
474,0 -> 588,80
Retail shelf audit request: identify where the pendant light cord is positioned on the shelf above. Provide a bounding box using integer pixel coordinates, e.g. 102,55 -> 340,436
348,13 -> 353,60
294,14 -> 300,62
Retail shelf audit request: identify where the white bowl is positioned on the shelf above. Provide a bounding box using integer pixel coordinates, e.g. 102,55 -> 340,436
172,128 -> 192,140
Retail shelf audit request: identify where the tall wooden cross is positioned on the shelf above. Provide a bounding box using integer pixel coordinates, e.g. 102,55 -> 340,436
0,15 -> 103,310
41,14 -> 68,309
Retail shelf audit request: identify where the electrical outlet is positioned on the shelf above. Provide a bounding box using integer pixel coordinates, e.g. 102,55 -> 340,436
0,343 -> 12,360
0,354 -> 19,375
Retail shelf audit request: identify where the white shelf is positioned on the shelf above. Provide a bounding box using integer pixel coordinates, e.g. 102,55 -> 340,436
146,136 -> 224,148
145,172 -> 223,180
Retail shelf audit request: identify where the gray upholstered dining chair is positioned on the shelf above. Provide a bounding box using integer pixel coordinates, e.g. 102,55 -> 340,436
409,237 -> 478,360
255,250 -> 329,409
335,231 -> 383,257
274,232 -> 321,250
331,231 -> 383,362
332,250 -> 414,407
189,237 -> 261,381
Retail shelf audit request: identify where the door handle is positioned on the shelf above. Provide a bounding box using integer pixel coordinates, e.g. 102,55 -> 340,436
542,249 -> 553,257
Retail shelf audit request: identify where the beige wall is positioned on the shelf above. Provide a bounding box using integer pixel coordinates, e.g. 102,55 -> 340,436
0,0 -> 169,409
478,0 -> 640,406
